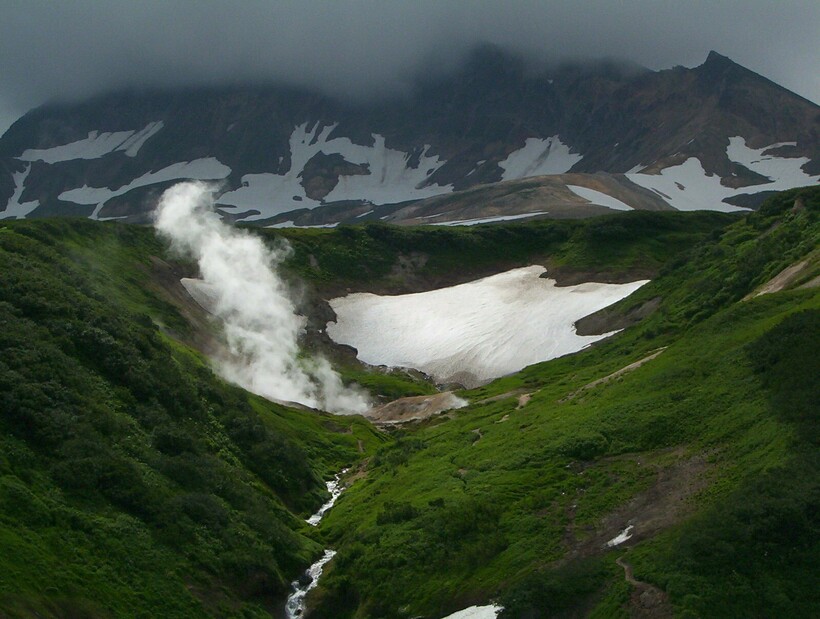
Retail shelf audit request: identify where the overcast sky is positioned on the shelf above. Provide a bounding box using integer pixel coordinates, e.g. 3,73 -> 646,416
1,0 -> 818,136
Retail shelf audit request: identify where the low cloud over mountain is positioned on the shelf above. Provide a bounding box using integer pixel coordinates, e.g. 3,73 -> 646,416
1,1 -> 818,133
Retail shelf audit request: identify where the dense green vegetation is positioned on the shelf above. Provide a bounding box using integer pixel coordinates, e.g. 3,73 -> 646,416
0,186 -> 817,618
0,220 -> 384,617
307,186 -> 819,618
271,209 -> 735,294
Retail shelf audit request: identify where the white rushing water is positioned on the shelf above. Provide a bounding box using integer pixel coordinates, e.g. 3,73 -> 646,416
306,469 -> 347,527
284,470 -> 348,618
284,549 -> 337,619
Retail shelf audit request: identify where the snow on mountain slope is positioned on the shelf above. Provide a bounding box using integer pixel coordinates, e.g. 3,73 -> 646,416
1,49 -> 817,224
626,139 -> 819,212
627,158 -> 749,213
726,137 -> 817,188
566,185 -> 633,211
19,121 -> 163,163
430,211 -> 549,226
218,122 -> 452,220
327,266 -> 648,387
322,137 -> 451,205
499,136 -> 582,180
59,157 -> 231,219
1,164 -> 39,219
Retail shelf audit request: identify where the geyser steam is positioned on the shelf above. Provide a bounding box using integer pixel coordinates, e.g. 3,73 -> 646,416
154,181 -> 370,414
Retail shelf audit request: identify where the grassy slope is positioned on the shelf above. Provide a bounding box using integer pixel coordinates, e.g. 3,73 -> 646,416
308,187 -> 820,618
0,189 -> 815,618
0,220 -> 385,617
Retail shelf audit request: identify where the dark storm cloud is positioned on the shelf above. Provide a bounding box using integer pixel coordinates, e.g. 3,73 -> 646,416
1,1 -> 818,133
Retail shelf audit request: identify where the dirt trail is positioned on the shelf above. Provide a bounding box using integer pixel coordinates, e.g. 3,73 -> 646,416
744,259 -> 809,299
616,557 -> 673,618
563,348 -> 666,401
472,389 -> 530,406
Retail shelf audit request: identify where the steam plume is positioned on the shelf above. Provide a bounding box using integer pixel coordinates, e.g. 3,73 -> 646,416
153,181 -> 370,414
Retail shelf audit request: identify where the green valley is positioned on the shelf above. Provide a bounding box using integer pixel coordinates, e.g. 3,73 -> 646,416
0,186 -> 817,618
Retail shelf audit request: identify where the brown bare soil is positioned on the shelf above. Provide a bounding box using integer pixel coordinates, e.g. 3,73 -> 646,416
745,259 -> 809,299
366,392 -> 466,424
616,557 -> 674,618
563,449 -> 712,562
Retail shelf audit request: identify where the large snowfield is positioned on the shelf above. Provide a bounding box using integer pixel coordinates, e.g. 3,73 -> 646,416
327,266 -> 648,386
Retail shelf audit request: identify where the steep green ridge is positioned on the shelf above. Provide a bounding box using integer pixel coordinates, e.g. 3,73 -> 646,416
0,220 -> 384,617
307,187 -> 819,618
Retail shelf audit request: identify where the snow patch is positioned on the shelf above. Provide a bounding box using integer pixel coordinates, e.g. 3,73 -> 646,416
430,211 -> 548,226
606,525 -> 634,547
327,266 -> 648,386
567,185 -> 633,211
1,164 -> 40,219
726,136 -> 818,188
219,122 -> 452,220
19,121 -> 164,162
627,139 -> 819,212
441,605 -> 503,619
627,158 -> 749,212
121,121 -> 164,156
58,158 -> 231,218
499,136 -> 582,180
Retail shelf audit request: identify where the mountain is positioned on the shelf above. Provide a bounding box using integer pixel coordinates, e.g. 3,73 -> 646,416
1,48 -> 818,225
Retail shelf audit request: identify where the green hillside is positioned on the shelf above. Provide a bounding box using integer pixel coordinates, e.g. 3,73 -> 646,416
0,221 -> 384,617
0,186 -> 817,618
307,187 -> 819,618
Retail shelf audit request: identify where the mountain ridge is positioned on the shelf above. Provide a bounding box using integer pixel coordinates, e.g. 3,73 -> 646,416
1,46 -> 817,225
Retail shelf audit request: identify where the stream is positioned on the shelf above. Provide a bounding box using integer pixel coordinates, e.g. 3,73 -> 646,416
284,469 -> 347,618
283,470 -> 503,619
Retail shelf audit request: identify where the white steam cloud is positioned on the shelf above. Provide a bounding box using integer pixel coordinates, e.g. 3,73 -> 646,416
153,181 -> 371,414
